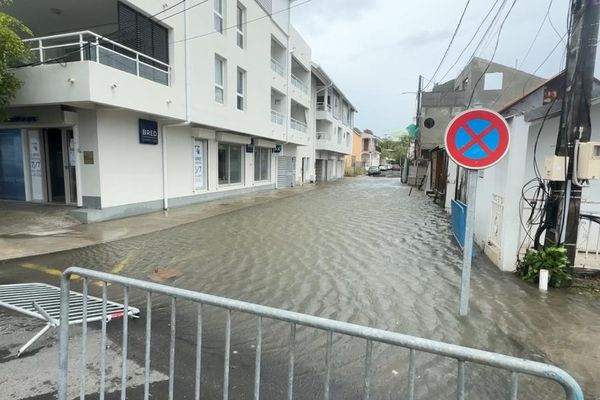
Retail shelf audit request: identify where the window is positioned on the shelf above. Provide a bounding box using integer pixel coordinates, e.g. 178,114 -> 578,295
236,3 -> 246,48
484,72 -> 503,90
117,2 -> 169,64
218,143 -> 242,185
215,56 -> 225,104
236,68 -> 246,111
214,0 -> 224,34
254,147 -> 270,181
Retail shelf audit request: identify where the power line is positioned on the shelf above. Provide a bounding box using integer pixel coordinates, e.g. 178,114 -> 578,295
424,0 -> 472,90
467,0 -> 519,108
519,0 -> 554,69
16,0 -> 190,68
172,0 -> 313,45
437,0 -> 501,84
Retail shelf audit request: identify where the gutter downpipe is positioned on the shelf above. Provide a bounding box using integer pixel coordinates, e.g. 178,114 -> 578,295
162,0 -> 192,210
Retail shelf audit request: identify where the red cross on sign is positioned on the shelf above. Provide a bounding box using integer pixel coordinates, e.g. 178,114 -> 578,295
444,109 -> 510,170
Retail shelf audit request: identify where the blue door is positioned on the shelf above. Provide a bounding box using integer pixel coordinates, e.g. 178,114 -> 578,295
0,129 -> 25,200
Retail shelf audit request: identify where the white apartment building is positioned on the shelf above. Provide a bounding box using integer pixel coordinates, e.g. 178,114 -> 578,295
0,0 -> 355,222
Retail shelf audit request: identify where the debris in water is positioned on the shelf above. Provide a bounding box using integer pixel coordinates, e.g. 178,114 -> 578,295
148,268 -> 182,282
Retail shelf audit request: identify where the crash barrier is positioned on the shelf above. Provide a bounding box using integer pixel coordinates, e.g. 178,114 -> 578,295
58,267 -> 584,400
0,282 -> 137,356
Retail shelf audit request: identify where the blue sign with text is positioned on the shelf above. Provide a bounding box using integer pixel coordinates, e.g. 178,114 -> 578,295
139,119 -> 159,145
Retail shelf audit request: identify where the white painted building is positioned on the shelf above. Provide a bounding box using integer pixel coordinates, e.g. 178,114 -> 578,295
0,0 -> 355,222
470,74 -> 600,271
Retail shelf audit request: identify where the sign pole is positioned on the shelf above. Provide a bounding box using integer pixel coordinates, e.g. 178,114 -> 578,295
459,169 -> 477,316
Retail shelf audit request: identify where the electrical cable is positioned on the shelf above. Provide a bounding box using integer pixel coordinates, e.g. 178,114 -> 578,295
437,0 -> 501,85
519,0 -> 553,69
16,0 -> 190,68
171,0 -> 313,44
423,0 -> 472,90
466,0 -> 518,108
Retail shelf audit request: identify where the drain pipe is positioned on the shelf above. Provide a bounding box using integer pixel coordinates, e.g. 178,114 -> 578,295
162,0 -> 192,210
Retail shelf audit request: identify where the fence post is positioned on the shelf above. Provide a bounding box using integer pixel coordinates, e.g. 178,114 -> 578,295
57,273 -> 72,400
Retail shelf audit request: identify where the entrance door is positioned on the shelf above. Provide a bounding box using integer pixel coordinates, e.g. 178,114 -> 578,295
46,129 -> 65,203
277,156 -> 295,188
0,129 -> 25,200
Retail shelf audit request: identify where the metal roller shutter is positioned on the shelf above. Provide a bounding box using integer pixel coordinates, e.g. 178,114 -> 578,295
277,156 -> 295,188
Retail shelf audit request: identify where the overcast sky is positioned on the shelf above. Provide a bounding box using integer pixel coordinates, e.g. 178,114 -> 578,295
292,0 -> 577,135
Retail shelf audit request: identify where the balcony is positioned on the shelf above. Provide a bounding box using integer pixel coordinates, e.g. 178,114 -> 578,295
290,117 -> 307,132
316,102 -> 332,112
23,31 -> 171,86
291,74 -> 308,94
271,58 -> 284,77
271,110 -> 285,125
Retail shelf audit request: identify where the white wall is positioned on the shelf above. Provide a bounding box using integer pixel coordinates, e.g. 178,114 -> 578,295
475,105 -> 600,272
78,109 -> 101,199
96,110 -> 163,208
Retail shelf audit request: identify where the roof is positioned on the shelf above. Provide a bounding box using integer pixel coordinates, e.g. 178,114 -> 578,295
311,62 -> 358,112
498,71 -> 600,115
498,71 -> 564,114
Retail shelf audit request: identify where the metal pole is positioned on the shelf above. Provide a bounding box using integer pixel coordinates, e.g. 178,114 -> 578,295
459,169 -> 477,316
57,274 -> 71,400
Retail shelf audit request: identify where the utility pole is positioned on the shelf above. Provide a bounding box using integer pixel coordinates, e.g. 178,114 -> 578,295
544,0 -> 600,266
415,75 -> 423,160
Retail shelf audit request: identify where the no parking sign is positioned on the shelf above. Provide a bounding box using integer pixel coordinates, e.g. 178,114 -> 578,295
445,109 -> 510,316
445,109 -> 510,170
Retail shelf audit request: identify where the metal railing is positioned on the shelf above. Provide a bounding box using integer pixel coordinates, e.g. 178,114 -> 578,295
291,74 -> 308,94
577,206 -> 600,267
271,109 -> 285,125
271,57 -> 284,77
58,267 -> 584,400
22,31 -> 171,86
290,117 -> 307,132
316,131 -> 331,141
316,102 -> 332,112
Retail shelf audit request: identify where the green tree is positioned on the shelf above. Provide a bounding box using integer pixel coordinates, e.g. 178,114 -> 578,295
378,135 -> 411,164
0,1 -> 32,121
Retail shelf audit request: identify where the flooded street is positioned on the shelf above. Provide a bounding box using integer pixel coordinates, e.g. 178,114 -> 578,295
1,177 -> 599,399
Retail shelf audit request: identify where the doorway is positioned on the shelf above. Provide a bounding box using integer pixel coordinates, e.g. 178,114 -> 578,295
44,128 -> 77,204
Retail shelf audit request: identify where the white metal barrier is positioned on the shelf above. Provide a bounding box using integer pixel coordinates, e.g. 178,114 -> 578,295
58,267 -> 584,400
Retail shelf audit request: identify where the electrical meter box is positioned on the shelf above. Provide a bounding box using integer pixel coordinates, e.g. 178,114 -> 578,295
544,155 -> 569,181
577,142 -> 600,180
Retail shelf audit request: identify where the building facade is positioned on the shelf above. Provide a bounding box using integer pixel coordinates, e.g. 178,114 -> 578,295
416,57 -> 545,210
0,0 -> 355,222
360,131 -> 380,168
344,128 -> 363,170
472,73 -> 600,271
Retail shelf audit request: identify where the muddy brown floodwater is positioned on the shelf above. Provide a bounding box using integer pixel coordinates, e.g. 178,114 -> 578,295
1,177 -> 599,399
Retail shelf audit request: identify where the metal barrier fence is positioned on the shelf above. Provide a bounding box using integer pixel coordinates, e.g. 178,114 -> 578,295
58,267 -> 584,400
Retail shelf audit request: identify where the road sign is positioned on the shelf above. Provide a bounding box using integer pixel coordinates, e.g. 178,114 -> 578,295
444,109 -> 510,170
444,109 -> 510,317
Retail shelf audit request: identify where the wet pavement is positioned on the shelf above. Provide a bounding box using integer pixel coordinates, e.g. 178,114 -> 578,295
1,177 -> 599,399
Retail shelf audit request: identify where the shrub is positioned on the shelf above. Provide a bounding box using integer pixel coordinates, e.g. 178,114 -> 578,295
517,246 -> 571,288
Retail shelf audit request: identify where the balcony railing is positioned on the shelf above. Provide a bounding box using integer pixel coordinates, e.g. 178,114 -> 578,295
316,102 -> 332,112
291,74 -> 308,94
270,57 -> 284,77
316,131 -> 331,141
271,109 -> 284,125
21,31 -> 171,86
290,117 -> 307,132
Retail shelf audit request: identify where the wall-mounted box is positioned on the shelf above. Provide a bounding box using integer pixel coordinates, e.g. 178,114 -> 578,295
577,142 -> 600,180
544,155 -> 569,181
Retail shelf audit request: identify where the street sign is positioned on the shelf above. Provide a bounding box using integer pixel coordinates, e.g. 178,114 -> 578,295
444,109 -> 510,170
444,108 -> 510,317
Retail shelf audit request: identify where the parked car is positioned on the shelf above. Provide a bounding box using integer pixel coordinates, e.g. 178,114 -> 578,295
367,166 -> 381,176
391,164 -> 401,171
379,165 -> 387,171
